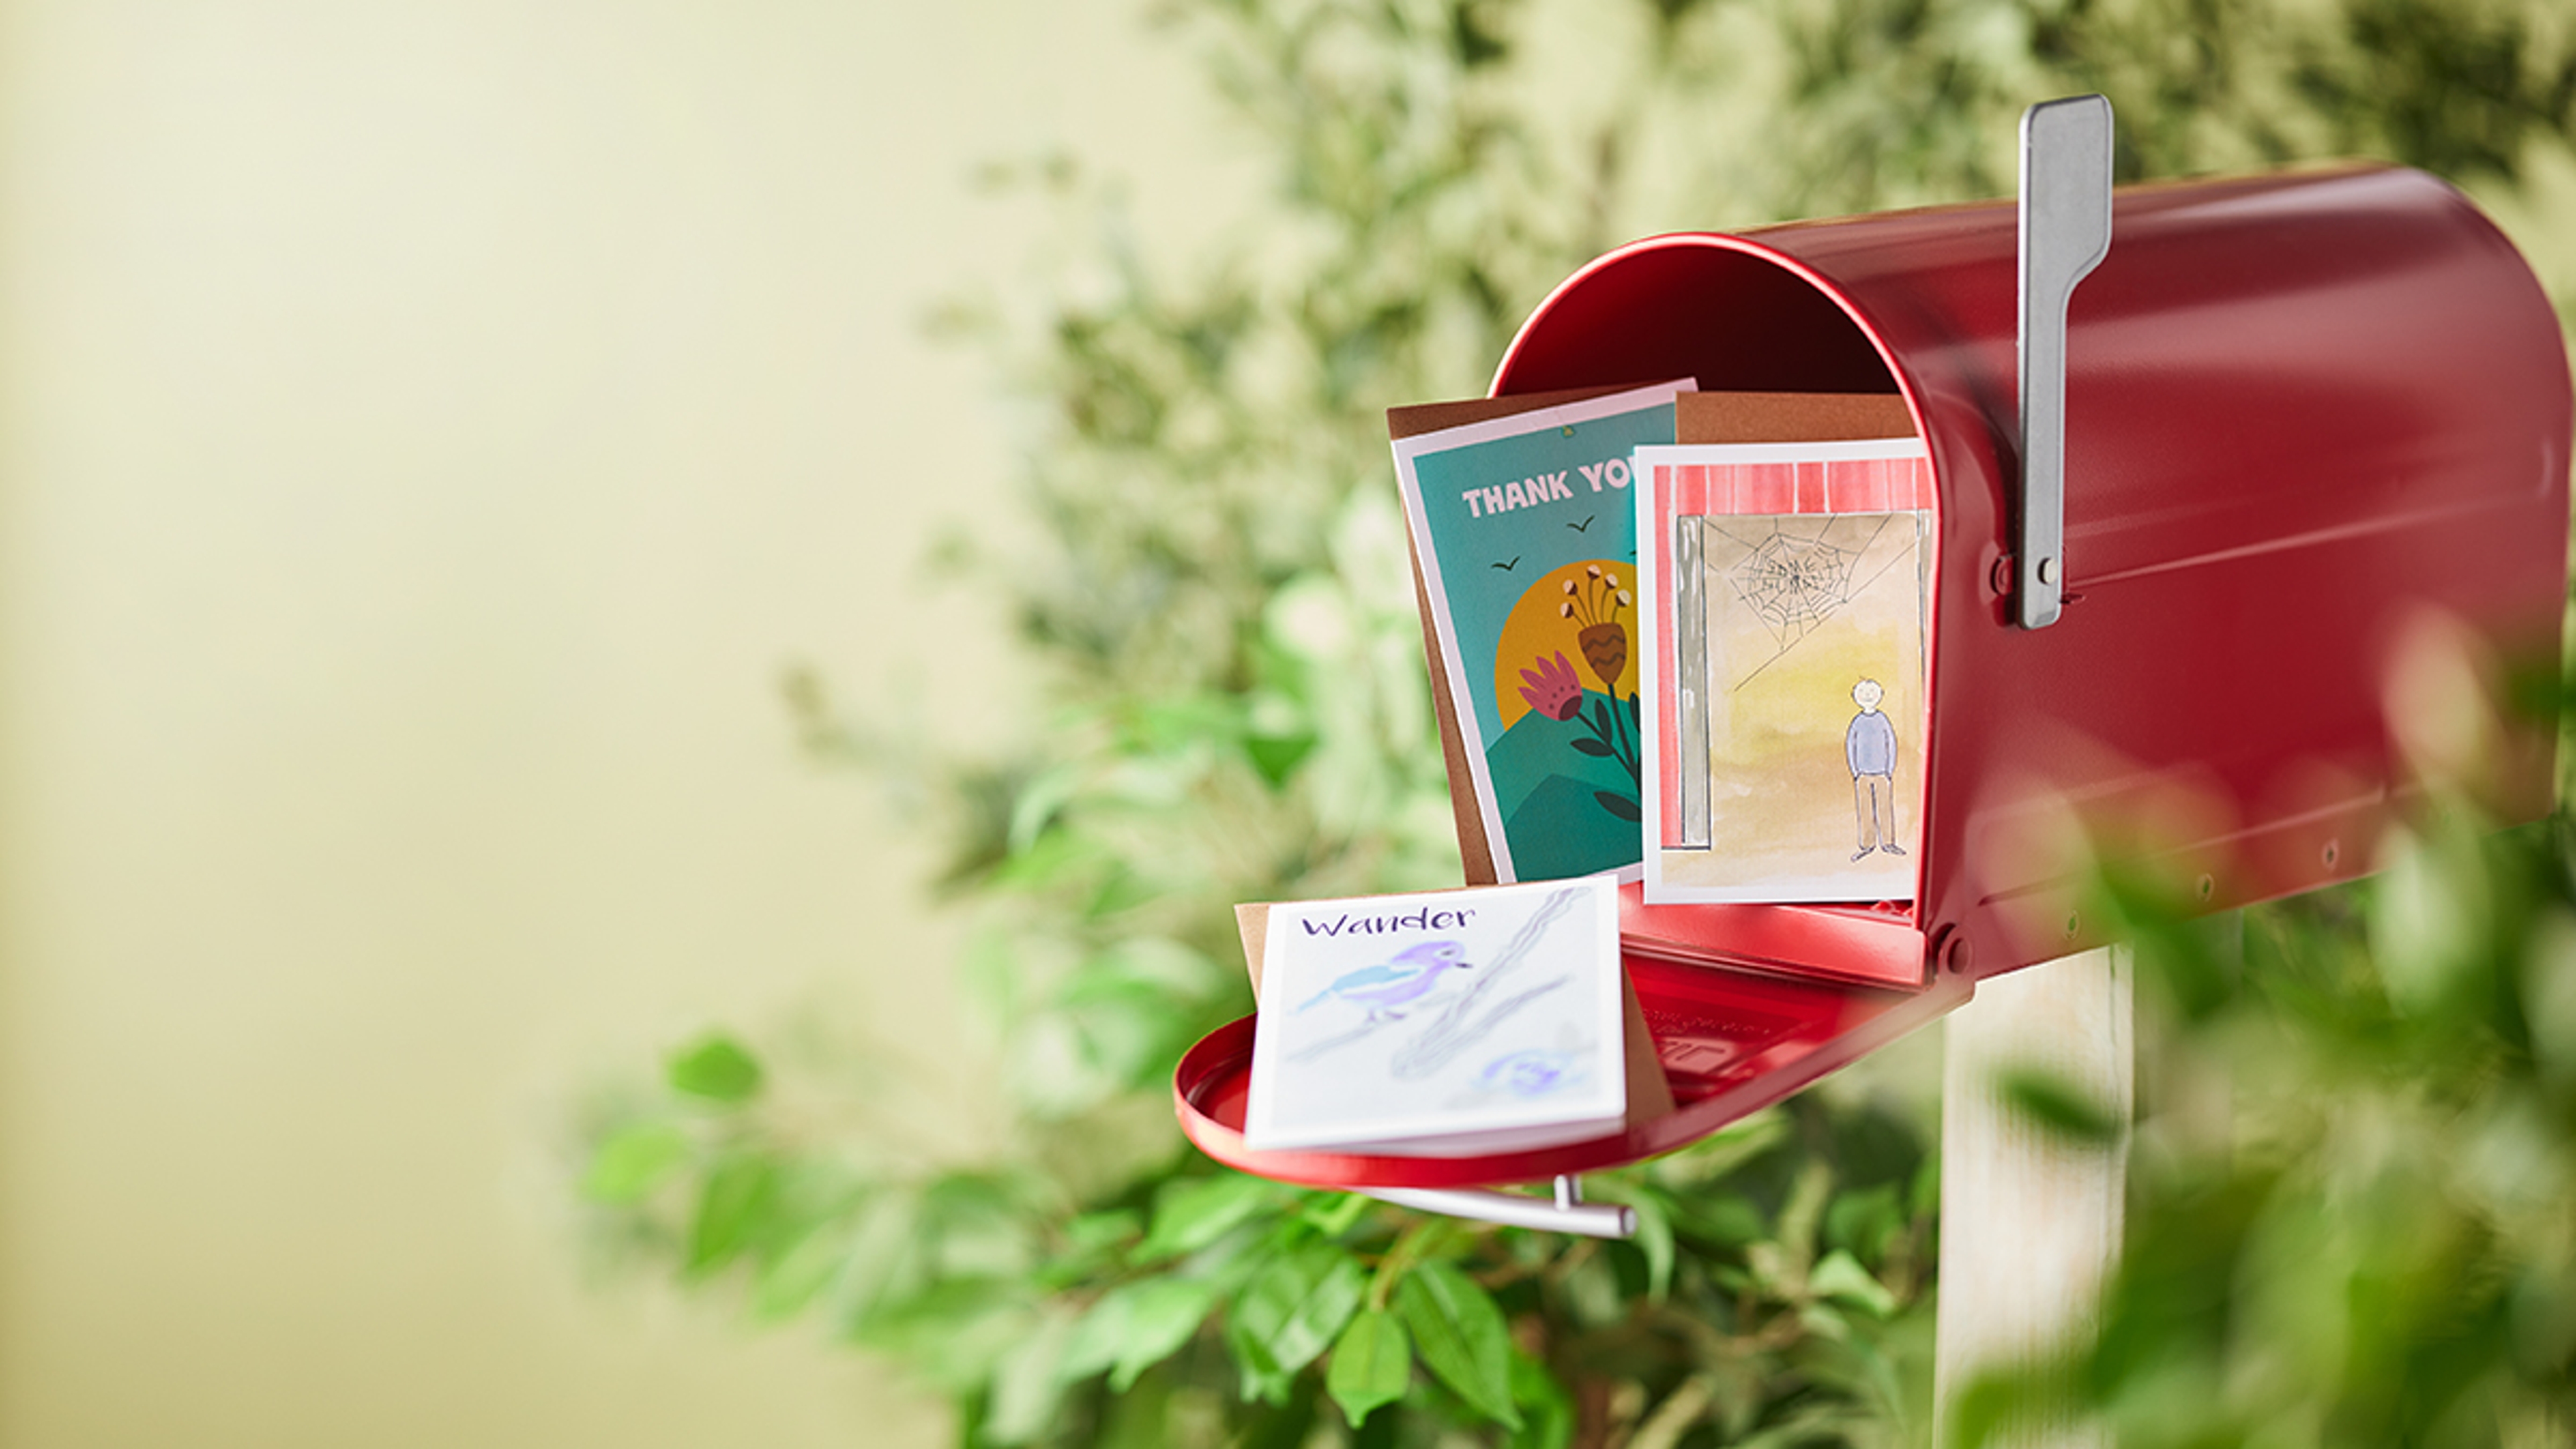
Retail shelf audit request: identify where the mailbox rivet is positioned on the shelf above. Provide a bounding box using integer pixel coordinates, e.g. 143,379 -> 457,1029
2196,873 -> 2215,902
2322,840 -> 2341,868
1990,557 -> 2013,595
2037,556 -> 2060,586
1941,932 -> 1975,975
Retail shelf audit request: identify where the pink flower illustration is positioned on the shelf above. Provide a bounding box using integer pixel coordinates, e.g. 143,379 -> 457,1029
1517,651 -> 1585,722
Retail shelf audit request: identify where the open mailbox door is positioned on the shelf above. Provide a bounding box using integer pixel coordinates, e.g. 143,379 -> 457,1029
1177,938 -> 1968,1192
1176,126 -> 2572,1200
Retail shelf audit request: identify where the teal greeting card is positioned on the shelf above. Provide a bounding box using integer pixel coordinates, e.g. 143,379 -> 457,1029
1392,381 -> 1690,881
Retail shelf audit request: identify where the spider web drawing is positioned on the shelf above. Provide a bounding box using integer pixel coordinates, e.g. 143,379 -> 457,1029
1707,516 -> 1900,691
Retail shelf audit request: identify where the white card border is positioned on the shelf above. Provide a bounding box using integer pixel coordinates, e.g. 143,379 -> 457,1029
1634,437 -> 1932,904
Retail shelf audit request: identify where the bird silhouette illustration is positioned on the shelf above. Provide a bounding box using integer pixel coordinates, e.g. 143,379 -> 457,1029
1295,941 -> 1470,1020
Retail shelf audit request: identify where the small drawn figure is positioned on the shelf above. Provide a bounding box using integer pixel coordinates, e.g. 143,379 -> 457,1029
1845,679 -> 1906,861
1296,941 -> 1472,1021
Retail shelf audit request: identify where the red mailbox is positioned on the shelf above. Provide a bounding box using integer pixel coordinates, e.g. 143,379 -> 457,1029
1532,161 -> 2570,983
1176,156 -> 2570,1199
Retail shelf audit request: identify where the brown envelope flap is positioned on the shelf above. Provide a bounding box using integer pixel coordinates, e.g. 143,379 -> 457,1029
1386,383 -> 1648,441
1675,390 -> 1915,443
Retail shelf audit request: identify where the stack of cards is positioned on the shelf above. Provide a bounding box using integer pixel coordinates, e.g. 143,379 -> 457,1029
1220,391 -> 1936,1167
1389,388 -> 1929,909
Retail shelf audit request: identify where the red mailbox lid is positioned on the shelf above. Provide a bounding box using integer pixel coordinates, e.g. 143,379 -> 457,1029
1173,947 -> 1968,1191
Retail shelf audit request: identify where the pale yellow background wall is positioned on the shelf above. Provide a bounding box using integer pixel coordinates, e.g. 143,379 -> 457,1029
0,3 -> 1238,1446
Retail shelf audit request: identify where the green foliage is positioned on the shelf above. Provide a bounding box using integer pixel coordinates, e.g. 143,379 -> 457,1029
1961,794 -> 2576,1446
574,0 -> 2576,1444
585,1069 -> 1938,1446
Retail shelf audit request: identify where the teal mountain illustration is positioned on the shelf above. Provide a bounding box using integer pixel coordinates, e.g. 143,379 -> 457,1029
1486,691 -> 1641,879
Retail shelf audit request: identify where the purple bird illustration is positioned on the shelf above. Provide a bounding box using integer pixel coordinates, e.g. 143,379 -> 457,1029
1295,941 -> 1470,1020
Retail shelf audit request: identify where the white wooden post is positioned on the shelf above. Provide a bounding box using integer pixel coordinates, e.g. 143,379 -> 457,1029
1932,947 -> 2133,1447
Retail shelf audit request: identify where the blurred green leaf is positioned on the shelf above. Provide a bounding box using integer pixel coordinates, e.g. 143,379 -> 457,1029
1138,1173 -> 1275,1261
1996,1065 -> 2124,1147
1591,1180 -> 1675,1301
1809,1250 -> 1898,1319
1244,731 -> 1318,786
1671,1192 -> 1768,1249
1655,1108 -> 1791,1187
1060,1208 -> 1142,1257
1298,1191 -> 1370,1237
1324,1306 -> 1411,1425
1909,1155 -> 1941,1223
582,1120 -> 690,1203
686,1155 -> 779,1274
854,1279 -> 1033,1393
827,1192 -> 924,1334
1006,762 -> 1085,856
918,1173 -> 1038,1280
985,1306 -> 1076,1445
1631,1191 -> 1676,1303
1061,1276 -> 1219,1391
1058,976 -> 1192,1088
665,1034 -> 763,1103
1108,1279 -> 1216,1391
1395,1260 -> 1520,1429
1226,1303 -> 1295,1407
753,1222 -> 849,1322
1507,1350 -> 1576,1449
1231,1236 -> 1367,1383
1825,1183 -> 1902,1264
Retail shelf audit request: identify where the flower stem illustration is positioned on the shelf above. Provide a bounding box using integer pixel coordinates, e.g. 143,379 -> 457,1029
1560,564 -> 1631,692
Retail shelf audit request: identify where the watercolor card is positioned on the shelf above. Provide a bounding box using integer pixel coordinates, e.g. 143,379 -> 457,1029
1242,877 -> 1625,1157
1391,381 -> 1695,883
1634,438 -> 1931,904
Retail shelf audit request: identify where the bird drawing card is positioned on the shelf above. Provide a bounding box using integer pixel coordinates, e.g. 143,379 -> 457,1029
1241,877 -> 1625,1157
1633,438 -> 1931,904
1390,380 -> 1695,884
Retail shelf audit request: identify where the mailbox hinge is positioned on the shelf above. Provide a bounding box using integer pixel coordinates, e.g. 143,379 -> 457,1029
2016,95 -> 2114,630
